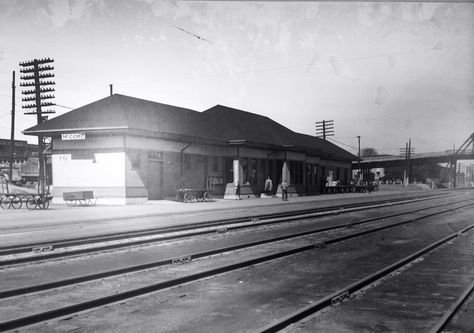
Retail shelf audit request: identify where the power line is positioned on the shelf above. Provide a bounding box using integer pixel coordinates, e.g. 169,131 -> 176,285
0,92 -> 75,110
56,104 -> 74,110
172,24 -> 221,47
181,40 -> 474,79
328,137 -> 358,151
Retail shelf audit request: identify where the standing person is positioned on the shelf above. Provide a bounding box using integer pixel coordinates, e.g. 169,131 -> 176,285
281,179 -> 289,201
264,176 -> 273,195
235,182 -> 241,200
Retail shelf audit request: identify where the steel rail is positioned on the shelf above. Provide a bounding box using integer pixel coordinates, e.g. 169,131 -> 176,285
1,199 -> 472,299
0,193 -> 459,266
258,224 -> 474,333
428,279 -> 474,333
0,201 -> 472,332
0,192 -> 455,256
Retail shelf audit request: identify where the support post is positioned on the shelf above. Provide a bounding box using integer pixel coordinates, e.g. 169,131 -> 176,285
179,142 -> 192,189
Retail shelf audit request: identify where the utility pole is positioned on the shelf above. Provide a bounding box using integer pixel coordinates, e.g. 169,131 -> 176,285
9,71 -> 15,182
315,120 -> 334,140
452,144 -> 456,188
407,138 -> 412,184
457,163 -> 461,186
357,135 -> 361,181
19,58 -> 55,197
400,139 -> 414,185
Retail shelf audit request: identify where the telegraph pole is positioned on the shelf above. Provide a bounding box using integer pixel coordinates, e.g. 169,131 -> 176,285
316,120 -> 334,140
19,58 -> 55,197
400,139 -> 414,185
357,135 -> 361,180
407,138 -> 412,183
9,71 -> 15,182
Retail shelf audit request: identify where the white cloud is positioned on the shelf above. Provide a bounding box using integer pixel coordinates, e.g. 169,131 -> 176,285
375,86 -> 388,105
273,24 -> 292,54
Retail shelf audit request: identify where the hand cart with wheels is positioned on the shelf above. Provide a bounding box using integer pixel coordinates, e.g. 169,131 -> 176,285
0,193 -> 26,210
176,188 -> 212,203
25,194 -> 53,210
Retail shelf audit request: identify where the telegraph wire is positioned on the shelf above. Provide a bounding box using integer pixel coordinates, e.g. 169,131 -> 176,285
0,92 -> 75,110
172,24 -> 221,47
182,40 -> 474,79
55,104 -> 75,110
327,137 -> 358,151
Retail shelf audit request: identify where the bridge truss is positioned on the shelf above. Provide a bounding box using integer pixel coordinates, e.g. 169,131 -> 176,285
440,133 -> 474,185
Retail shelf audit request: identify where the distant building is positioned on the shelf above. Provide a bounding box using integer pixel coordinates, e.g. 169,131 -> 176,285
0,139 -> 39,183
0,138 -> 37,165
24,94 -> 357,204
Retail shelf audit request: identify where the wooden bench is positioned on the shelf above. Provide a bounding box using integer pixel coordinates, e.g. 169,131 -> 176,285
63,191 -> 97,206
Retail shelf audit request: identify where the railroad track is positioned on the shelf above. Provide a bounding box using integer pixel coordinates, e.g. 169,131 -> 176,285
0,195 -> 473,332
0,192 -> 460,266
428,280 -> 474,333
258,223 -> 474,333
2,197 -> 471,299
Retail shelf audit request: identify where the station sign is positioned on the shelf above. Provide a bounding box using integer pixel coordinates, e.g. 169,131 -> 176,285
61,133 -> 86,141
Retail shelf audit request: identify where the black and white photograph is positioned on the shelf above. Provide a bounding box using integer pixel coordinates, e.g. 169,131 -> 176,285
0,0 -> 473,332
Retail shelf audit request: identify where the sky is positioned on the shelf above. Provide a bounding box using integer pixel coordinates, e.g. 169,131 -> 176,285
0,0 -> 473,158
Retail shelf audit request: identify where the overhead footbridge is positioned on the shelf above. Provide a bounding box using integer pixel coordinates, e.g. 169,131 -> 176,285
352,133 -> 474,170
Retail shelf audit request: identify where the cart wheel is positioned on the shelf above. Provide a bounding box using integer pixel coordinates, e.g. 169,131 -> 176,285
0,197 -> 11,210
11,196 -> 22,209
40,199 -> 50,210
26,197 -> 38,210
196,192 -> 204,202
184,192 -> 193,203
203,191 -> 211,202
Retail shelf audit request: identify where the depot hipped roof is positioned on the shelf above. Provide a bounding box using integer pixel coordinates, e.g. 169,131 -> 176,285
24,94 -> 357,161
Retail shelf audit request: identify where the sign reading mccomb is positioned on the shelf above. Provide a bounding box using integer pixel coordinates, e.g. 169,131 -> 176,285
61,133 -> 86,141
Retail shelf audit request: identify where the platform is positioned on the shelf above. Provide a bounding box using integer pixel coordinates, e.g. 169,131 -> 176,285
0,188 -> 458,247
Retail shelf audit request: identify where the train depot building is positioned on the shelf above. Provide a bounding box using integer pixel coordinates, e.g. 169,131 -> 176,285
23,94 -> 357,204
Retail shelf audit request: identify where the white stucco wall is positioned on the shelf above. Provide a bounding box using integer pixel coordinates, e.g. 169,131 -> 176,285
52,152 -> 126,204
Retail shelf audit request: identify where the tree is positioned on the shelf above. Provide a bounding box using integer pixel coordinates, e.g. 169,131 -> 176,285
361,147 -> 378,157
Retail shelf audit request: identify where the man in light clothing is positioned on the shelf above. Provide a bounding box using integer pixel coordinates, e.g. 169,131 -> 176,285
264,176 -> 273,195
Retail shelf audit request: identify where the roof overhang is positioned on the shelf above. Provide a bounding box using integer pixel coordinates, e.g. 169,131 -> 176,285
22,126 -> 130,136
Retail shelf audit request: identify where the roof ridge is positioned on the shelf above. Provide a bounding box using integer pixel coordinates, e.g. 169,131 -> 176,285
205,104 -> 292,128
112,94 -> 201,114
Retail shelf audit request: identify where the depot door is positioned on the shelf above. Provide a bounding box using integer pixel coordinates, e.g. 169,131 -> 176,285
147,160 -> 163,200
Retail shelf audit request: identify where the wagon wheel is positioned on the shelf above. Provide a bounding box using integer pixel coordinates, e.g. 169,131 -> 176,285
11,196 -> 22,209
39,198 -> 50,210
203,191 -> 212,202
184,192 -> 193,203
196,191 -> 205,202
26,196 -> 38,210
0,196 -> 11,210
